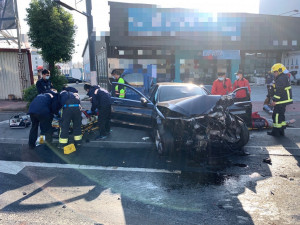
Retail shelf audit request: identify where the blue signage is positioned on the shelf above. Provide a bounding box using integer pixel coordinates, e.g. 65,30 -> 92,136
128,8 -> 243,37
203,50 -> 240,60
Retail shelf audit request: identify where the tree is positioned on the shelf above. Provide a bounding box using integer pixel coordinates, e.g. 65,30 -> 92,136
26,0 -> 76,72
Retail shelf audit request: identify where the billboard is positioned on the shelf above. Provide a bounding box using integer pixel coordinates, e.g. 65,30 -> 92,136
0,0 -> 16,30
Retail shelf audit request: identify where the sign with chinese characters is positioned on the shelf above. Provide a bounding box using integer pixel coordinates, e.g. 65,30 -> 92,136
203,50 -> 240,60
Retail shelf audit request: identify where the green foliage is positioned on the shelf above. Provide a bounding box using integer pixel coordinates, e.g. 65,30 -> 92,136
26,0 -> 76,72
23,85 -> 38,107
50,68 -> 68,92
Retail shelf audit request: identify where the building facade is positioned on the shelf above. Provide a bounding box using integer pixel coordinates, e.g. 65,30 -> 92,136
98,2 -> 300,85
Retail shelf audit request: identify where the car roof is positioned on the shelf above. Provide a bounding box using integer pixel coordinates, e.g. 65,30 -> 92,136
156,82 -> 199,86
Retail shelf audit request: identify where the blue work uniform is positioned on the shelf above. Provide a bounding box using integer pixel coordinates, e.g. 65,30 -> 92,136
59,87 -> 82,147
36,78 -> 53,94
88,86 -> 111,137
28,92 -> 59,148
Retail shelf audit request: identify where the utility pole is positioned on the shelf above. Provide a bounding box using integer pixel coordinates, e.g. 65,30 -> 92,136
86,0 -> 97,85
14,0 -> 27,97
54,0 -> 97,85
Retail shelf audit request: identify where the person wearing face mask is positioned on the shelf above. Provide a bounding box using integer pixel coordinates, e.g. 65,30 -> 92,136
111,69 -> 126,98
211,72 -> 232,95
36,69 -> 54,94
233,70 -> 251,101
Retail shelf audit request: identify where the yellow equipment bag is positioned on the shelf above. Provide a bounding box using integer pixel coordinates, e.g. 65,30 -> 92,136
64,144 -> 76,155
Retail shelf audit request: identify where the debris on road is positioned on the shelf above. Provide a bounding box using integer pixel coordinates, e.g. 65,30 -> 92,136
279,174 -> 288,179
142,137 -> 150,141
22,192 -> 27,196
263,158 -> 272,165
271,191 -> 275,195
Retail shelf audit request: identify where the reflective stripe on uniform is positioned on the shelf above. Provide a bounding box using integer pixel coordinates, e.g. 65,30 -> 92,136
286,86 -> 291,101
276,99 -> 293,104
273,95 -> 280,99
275,86 -> 293,105
74,135 -> 82,141
59,138 -> 68,144
273,113 -> 282,128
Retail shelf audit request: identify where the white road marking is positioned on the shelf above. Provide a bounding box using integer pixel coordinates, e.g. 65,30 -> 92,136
0,138 -> 152,145
0,120 -> 9,124
245,146 -> 300,150
0,160 -> 181,175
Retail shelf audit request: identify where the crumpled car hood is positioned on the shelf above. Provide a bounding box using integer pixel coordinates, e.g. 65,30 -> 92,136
157,95 -> 221,117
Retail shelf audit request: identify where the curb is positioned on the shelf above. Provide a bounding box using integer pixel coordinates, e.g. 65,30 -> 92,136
0,138 -> 154,149
0,107 -> 27,112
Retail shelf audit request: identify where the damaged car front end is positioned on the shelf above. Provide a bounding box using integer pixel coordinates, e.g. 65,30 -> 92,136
155,94 -> 249,156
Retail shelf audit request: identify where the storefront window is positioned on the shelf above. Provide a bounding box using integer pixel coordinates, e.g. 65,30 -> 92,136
244,52 -> 279,77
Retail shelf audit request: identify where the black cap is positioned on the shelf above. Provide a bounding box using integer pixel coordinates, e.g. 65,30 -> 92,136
235,70 -> 243,75
111,69 -> 121,75
63,86 -> 78,93
84,83 -> 91,91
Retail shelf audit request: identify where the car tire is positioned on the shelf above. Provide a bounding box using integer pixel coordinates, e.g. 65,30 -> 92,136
154,126 -> 174,156
227,118 -> 249,151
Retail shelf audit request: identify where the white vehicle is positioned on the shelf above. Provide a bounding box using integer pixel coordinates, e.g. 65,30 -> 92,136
9,113 -> 31,128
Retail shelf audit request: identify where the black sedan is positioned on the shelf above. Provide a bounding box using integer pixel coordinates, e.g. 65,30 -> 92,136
111,82 -> 251,157
66,76 -> 82,83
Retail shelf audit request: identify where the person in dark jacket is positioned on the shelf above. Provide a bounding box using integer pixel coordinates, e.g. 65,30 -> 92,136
211,72 -> 232,95
58,86 -> 82,149
84,83 -> 111,140
36,69 -> 53,94
28,91 -> 59,149
267,63 -> 293,137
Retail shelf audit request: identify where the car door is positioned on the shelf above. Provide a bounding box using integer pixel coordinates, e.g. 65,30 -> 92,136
111,83 -> 154,128
228,87 -> 252,125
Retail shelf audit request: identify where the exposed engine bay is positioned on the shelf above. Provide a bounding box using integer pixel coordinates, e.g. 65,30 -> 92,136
155,94 -> 249,154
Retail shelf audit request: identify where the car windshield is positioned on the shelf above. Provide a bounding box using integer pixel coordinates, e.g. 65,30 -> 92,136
158,85 -> 207,102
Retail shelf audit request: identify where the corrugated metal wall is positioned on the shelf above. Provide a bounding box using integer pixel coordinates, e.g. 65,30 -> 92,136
0,51 -> 31,99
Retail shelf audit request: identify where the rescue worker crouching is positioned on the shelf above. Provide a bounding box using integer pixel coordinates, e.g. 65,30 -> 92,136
28,91 -> 59,150
267,63 -> 293,137
84,83 -> 111,140
58,86 -> 82,149
111,69 -> 126,98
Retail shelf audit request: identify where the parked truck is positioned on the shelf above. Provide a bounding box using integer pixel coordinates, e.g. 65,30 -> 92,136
66,68 -> 83,83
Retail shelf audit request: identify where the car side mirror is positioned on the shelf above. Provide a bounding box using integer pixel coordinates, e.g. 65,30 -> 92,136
140,97 -> 148,106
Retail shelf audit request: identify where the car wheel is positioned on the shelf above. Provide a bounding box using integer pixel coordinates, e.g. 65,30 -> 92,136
227,118 -> 249,151
154,126 -> 174,156
76,81 -> 79,84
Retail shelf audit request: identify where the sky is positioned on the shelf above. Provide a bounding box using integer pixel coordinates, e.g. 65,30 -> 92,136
16,0 -> 260,63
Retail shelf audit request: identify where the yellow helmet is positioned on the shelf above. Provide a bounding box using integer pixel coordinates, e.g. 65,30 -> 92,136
271,63 -> 286,73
